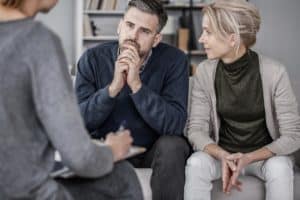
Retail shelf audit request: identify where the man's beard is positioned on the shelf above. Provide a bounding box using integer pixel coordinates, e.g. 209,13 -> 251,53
120,39 -> 145,58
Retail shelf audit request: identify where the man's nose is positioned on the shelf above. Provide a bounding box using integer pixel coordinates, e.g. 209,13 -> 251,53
129,29 -> 138,40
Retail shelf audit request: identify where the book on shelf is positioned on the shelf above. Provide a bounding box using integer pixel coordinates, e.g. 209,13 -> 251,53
85,0 -> 128,11
100,0 -> 116,10
83,15 -> 101,37
83,15 -> 93,36
169,0 -> 205,4
85,0 -> 103,10
85,0 -> 92,9
89,0 -> 99,10
177,28 -> 189,51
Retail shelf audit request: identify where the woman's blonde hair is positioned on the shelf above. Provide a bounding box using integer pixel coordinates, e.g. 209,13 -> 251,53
203,0 -> 260,49
0,0 -> 22,8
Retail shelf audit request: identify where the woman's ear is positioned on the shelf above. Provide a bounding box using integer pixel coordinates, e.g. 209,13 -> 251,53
229,33 -> 239,48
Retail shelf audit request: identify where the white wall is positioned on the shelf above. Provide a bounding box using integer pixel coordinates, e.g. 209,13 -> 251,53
36,0 -> 75,65
36,0 -> 300,100
251,0 -> 300,101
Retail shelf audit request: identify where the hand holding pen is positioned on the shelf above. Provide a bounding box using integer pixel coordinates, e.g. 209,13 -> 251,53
104,122 -> 133,162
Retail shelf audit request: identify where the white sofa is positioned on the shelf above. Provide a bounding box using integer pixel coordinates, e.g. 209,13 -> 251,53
135,159 -> 300,200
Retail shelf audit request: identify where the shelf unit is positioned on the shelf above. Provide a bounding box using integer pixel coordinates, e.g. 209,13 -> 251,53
186,49 -> 206,56
75,0 -> 207,65
164,3 -> 206,10
76,1 -> 123,61
83,10 -> 124,15
83,35 -> 119,41
164,1 -> 207,72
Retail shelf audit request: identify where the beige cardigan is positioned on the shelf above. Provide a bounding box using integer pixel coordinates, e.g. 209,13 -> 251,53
187,54 -> 300,155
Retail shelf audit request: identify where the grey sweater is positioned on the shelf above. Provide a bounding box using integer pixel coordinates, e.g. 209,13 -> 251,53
0,18 -> 113,199
187,54 -> 300,156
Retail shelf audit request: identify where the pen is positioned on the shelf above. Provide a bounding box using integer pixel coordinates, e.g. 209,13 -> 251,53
117,120 -> 127,132
99,120 -> 127,142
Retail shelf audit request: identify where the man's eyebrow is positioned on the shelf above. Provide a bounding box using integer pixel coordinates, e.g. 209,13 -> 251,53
141,27 -> 153,33
125,20 -> 134,24
124,20 -> 154,33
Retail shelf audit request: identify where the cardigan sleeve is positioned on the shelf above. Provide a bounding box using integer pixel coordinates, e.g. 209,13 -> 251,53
186,64 -> 216,151
265,65 -> 300,155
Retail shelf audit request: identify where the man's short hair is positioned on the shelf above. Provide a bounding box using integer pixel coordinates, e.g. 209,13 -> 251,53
126,0 -> 168,33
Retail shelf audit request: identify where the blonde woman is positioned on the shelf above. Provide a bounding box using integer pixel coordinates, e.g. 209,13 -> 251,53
0,0 -> 143,199
184,0 -> 300,200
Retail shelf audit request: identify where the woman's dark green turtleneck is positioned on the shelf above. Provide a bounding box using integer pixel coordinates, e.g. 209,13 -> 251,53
215,50 -> 273,153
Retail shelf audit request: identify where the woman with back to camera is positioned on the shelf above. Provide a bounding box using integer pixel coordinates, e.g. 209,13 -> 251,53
0,0 -> 143,199
184,0 -> 300,200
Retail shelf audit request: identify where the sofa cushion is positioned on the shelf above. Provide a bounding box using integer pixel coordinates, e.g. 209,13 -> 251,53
212,176 -> 264,200
135,168 -> 300,200
135,168 -> 152,200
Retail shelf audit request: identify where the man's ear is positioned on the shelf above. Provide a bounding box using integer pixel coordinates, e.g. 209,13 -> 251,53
152,33 -> 162,47
117,19 -> 123,35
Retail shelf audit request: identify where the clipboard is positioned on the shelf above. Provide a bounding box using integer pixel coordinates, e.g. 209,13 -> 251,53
51,145 -> 146,178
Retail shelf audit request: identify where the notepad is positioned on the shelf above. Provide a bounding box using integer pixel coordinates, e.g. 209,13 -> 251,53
51,144 -> 146,178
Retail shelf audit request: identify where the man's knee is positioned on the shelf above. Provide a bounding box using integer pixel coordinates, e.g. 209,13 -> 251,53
154,135 -> 191,159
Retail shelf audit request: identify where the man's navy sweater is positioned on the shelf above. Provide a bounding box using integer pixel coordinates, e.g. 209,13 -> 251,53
76,41 -> 189,148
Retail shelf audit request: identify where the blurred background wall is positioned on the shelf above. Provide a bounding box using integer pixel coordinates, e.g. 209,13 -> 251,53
37,0 -> 300,102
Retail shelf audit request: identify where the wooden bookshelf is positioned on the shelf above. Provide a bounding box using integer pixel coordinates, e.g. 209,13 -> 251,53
188,50 -> 206,56
83,35 -> 118,41
83,10 -> 124,15
164,3 -> 206,10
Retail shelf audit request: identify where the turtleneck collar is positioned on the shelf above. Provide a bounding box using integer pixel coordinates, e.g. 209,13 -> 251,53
221,50 -> 250,73
217,50 -> 257,83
